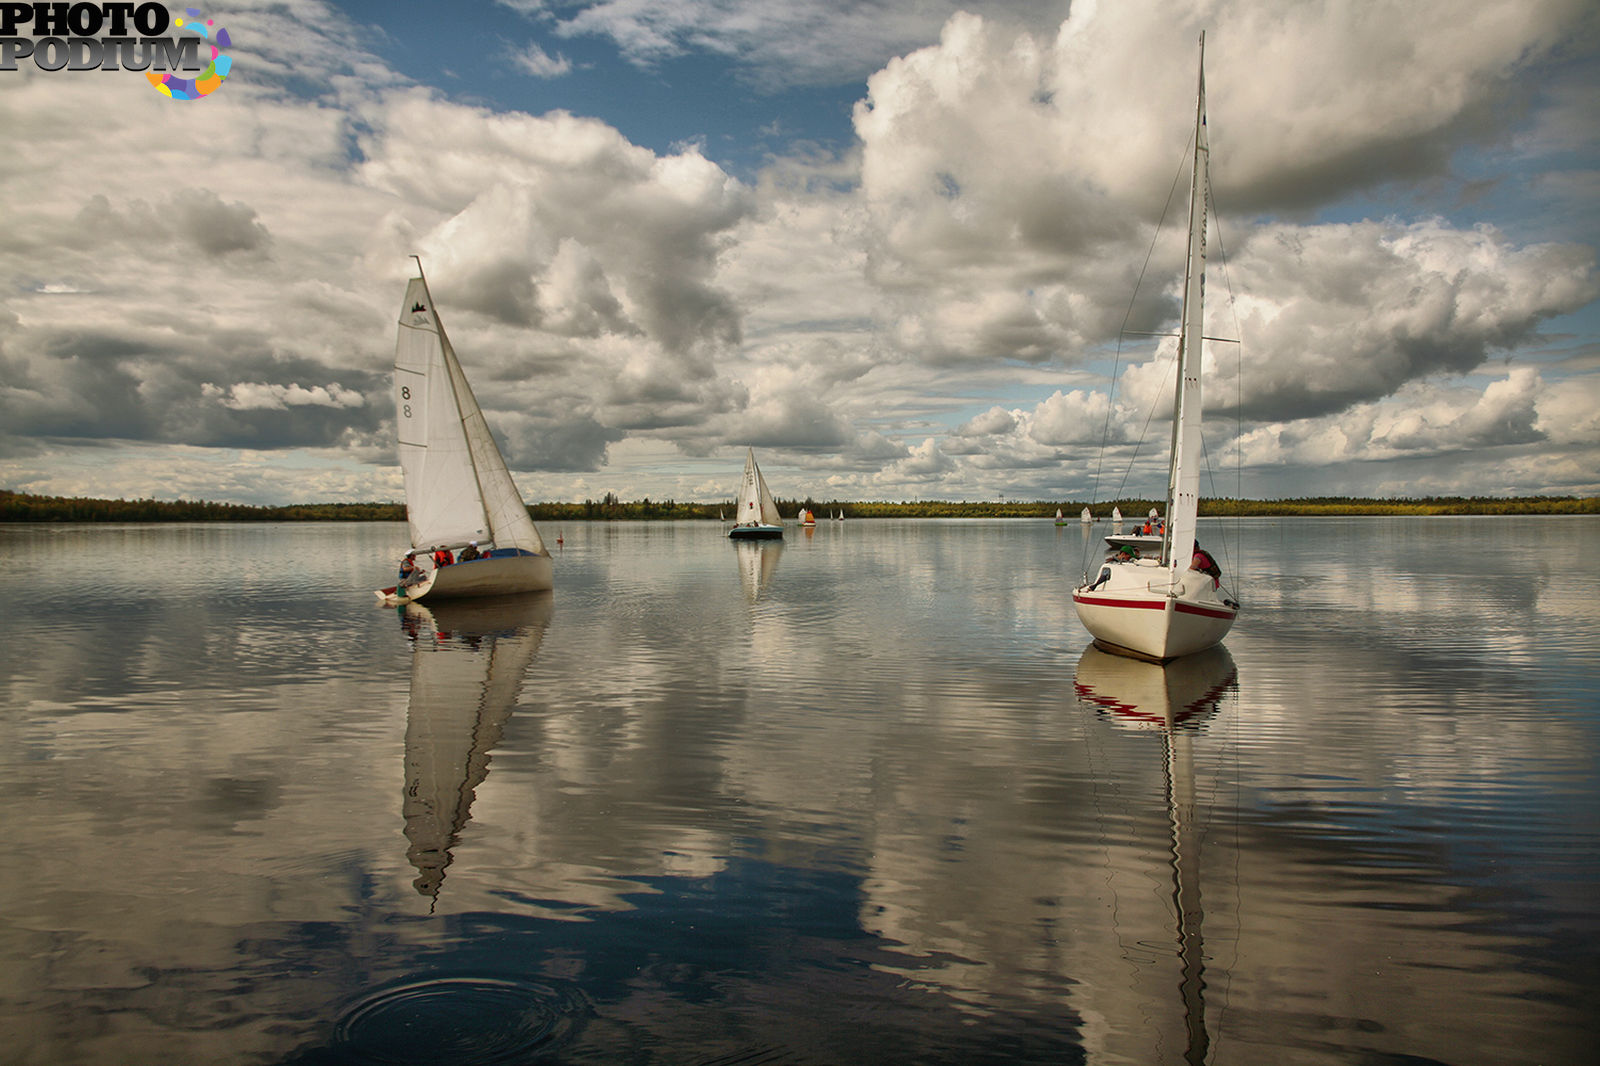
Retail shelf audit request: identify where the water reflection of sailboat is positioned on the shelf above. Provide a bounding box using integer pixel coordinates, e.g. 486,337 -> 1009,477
398,593 -> 553,903
1074,643 -> 1238,1066
734,540 -> 782,602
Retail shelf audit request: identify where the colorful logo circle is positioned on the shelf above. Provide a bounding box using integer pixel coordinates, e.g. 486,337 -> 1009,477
147,8 -> 232,101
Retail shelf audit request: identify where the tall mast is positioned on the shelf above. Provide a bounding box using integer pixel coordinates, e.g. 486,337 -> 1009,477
1165,32 -> 1208,578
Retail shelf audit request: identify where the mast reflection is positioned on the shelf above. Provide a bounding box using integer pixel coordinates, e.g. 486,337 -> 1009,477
1074,643 -> 1238,1065
397,593 -> 553,904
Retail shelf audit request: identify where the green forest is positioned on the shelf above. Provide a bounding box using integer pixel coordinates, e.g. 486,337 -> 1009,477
2,488 -> 1595,523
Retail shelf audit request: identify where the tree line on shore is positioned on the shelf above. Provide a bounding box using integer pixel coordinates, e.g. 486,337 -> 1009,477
2,488 -> 1595,523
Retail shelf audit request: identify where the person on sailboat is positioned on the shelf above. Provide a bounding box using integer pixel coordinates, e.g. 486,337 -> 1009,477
459,541 -> 480,562
398,551 -> 422,585
432,545 -> 454,568
1191,540 -> 1221,585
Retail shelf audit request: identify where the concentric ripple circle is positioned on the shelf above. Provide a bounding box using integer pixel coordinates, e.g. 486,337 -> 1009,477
332,975 -> 590,1064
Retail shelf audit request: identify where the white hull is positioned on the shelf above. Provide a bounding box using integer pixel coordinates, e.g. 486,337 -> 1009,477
729,523 -> 783,540
381,552 -> 553,603
1072,563 -> 1236,663
1104,532 -> 1164,554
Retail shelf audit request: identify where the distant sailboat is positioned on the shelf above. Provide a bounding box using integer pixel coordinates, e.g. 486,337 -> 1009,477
728,448 -> 784,539
377,260 -> 553,603
1072,35 -> 1238,662
801,507 -> 817,527
1054,508 -> 1069,526
1112,506 -> 1123,525
1081,507 -> 1092,525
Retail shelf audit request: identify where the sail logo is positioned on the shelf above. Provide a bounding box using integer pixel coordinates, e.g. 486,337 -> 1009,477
0,3 -> 234,101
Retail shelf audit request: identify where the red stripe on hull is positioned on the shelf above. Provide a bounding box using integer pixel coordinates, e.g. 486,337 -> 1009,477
1174,602 -> 1238,620
1072,594 -> 1166,611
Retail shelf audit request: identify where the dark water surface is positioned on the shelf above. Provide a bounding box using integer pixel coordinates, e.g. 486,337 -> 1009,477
2,518 -> 1595,1065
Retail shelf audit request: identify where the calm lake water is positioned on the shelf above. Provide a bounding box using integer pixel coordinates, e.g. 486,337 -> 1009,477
2,517 -> 1596,1065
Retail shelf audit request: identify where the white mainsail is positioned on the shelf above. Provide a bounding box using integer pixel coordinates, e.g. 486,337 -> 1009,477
735,448 -> 783,527
394,274 -> 546,556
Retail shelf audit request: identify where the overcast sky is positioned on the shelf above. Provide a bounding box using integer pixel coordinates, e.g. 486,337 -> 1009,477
2,0 -> 1596,506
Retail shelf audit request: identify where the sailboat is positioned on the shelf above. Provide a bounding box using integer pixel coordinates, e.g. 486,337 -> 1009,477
1054,508 -> 1069,526
1080,506 -> 1092,525
376,261 -> 554,603
1072,35 -> 1238,662
728,448 -> 784,539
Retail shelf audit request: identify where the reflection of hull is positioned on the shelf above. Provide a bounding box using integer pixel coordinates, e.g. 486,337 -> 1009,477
400,593 -> 553,902
1074,641 -> 1237,1066
735,540 -> 782,602
729,523 -> 783,540
1074,643 -> 1236,729
1073,565 -> 1236,663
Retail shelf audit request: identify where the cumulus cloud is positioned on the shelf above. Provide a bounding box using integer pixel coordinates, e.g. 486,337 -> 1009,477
515,0 -> 1069,88
1,0 -> 1597,504
509,40 -> 573,79
358,93 -> 752,374
849,0 -> 1598,381
75,189 -> 273,258
201,382 -> 367,411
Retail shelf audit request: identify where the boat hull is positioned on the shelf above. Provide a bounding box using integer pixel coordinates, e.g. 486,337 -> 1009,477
729,524 -> 783,540
1104,533 -> 1164,554
386,552 -> 553,603
1072,566 -> 1236,663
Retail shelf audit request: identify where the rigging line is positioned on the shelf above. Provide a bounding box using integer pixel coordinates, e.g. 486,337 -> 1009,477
1082,131 -> 1195,576
1198,431 -> 1239,597
1207,171 -> 1248,597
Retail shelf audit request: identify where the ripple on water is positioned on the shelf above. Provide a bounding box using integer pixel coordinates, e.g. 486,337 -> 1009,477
332,975 -> 590,1064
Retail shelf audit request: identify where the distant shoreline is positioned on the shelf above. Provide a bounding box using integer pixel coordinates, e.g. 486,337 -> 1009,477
2,489 -> 1595,522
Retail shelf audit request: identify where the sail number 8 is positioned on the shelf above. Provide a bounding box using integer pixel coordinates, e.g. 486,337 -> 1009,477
395,370 -> 428,446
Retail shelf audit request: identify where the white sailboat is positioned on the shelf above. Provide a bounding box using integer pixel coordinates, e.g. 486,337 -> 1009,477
1072,35 -> 1238,662
728,448 -> 784,539
1080,506 -> 1092,525
377,261 -> 554,603
1112,506 -> 1123,525
1054,507 -> 1069,526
